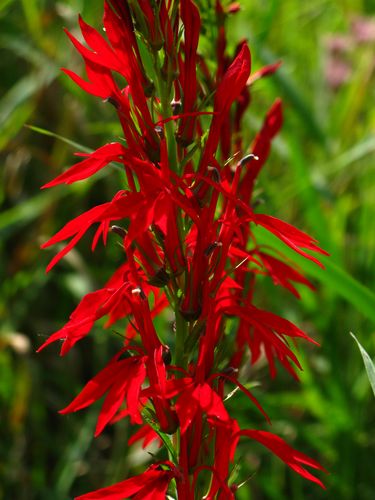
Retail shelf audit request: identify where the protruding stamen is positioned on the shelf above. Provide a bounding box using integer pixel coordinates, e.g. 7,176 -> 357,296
208,165 -> 221,183
131,287 -> 146,300
171,99 -> 182,114
162,345 -> 172,365
110,225 -> 127,238
204,241 -> 223,257
154,125 -> 164,139
239,153 -> 259,167
222,366 -> 239,375
103,96 -> 120,109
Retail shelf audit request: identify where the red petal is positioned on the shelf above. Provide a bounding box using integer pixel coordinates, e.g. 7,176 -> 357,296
247,61 -> 282,85
60,361 -> 120,414
197,383 -> 229,423
255,213 -> 329,266
240,430 -> 327,488
128,425 -> 162,449
94,376 -> 129,436
37,288 -> 110,354
75,469 -> 165,500
215,44 -> 251,115
42,143 -> 126,188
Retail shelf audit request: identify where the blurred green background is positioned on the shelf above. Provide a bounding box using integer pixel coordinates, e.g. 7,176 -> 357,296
1,0 -> 375,498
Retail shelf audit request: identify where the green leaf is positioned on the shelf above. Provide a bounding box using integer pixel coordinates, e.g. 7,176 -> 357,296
350,332 -> 375,398
54,410 -> 97,495
0,69 -> 57,148
320,135 -> 375,178
25,124 -> 93,153
0,190 -> 57,233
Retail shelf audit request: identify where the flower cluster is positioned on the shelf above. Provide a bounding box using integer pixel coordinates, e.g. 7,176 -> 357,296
39,1 -> 327,497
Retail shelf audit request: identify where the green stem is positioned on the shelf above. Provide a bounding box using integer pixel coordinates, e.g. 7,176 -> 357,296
174,309 -> 188,370
152,52 -> 178,172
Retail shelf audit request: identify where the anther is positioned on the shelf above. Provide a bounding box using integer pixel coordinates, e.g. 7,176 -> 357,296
171,99 -> 182,114
208,166 -> 221,183
103,96 -> 120,109
204,241 -> 223,257
162,345 -> 172,365
222,366 -> 239,376
239,153 -> 259,167
131,287 -> 146,300
110,225 -> 127,238
154,125 -> 164,139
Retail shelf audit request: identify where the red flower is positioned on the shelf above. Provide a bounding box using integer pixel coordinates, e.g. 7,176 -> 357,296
128,424 -> 162,449
41,143 -> 127,188
239,98 -> 283,202
178,0 -> 201,145
60,350 -> 146,436
257,250 -> 315,298
75,463 -> 178,500
37,264 -> 130,354
40,1 -> 329,495
239,430 -> 328,488
199,43 -> 251,173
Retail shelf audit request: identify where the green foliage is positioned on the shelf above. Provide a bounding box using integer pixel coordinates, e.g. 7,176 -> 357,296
1,0 -> 374,499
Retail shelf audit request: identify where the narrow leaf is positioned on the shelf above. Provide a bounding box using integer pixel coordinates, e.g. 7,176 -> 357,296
350,332 -> 375,398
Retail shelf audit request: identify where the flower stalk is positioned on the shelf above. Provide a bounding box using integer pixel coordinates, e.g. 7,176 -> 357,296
39,1 -> 328,497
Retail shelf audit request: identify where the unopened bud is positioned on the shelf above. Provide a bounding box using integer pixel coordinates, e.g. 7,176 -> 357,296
226,3 -> 241,14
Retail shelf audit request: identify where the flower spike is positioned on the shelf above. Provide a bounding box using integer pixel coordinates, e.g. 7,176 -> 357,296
40,1 -> 327,497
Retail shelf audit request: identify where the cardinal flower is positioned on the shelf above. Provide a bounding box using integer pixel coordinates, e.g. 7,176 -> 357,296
60,349 -> 146,436
39,1 -> 328,497
75,463 -> 179,500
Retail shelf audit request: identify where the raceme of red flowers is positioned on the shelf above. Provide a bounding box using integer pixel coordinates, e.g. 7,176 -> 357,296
39,1 -> 328,497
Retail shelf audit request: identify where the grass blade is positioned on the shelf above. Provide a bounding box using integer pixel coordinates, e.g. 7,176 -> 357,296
25,124 -> 93,154
350,332 -> 375,398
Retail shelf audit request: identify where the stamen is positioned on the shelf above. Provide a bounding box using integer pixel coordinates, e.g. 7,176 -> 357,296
110,225 -> 127,238
131,287 -> 146,299
204,241 -> 223,257
239,153 -> 259,167
103,96 -> 120,109
154,125 -> 164,139
208,165 -> 221,183
171,99 -> 182,114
